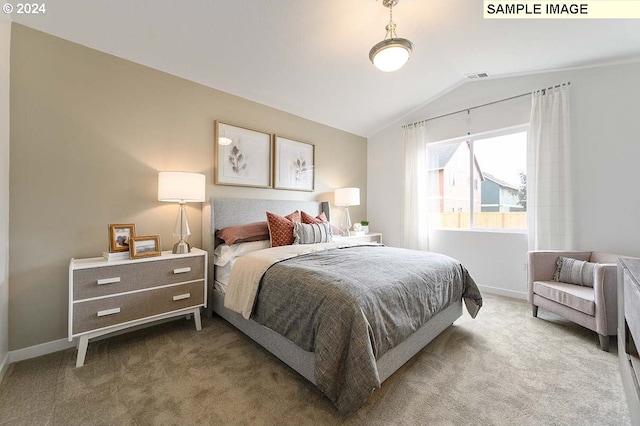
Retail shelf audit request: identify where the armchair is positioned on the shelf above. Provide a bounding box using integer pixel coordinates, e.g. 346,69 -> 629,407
528,250 -> 618,351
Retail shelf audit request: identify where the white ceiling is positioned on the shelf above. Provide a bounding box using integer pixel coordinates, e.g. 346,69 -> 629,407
12,0 -> 640,137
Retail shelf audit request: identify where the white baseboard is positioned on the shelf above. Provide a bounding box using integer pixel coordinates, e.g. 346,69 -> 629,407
0,351 -> 9,383
8,316 -> 186,364
478,284 -> 527,300
9,338 -> 75,363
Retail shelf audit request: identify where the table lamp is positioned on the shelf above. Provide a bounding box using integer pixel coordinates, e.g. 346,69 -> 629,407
334,187 -> 360,236
158,171 -> 206,253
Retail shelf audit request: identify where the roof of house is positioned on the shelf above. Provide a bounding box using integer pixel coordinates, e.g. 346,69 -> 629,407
483,173 -> 519,191
428,142 -> 484,181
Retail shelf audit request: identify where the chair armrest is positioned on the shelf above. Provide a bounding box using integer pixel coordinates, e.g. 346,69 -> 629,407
593,263 -> 618,335
528,250 -> 592,302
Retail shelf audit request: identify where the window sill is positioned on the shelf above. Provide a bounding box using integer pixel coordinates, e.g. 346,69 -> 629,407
430,228 -> 527,235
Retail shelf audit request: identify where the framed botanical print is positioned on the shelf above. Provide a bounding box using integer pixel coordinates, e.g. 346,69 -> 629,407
273,136 -> 315,191
215,121 -> 272,188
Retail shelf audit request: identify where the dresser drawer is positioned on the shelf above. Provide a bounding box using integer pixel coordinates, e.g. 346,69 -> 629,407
73,256 -> 204,300
626,270 -> 640,350
72,281 -> 204,335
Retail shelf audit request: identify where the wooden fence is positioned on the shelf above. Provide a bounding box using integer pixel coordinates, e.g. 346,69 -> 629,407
434,212 -> 527,229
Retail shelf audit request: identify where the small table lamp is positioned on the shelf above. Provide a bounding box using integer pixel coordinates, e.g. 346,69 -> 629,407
334,187 -> 360,236
158,171 -> 206,254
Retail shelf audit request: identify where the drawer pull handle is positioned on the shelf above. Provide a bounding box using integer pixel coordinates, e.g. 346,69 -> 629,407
97,277 -> 121,285
97,307 -> 121,317
173,293 -> 191,301
173,267 -> 191,274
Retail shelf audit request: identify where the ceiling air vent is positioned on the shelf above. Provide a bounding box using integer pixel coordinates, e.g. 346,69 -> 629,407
465,72 -> 490,80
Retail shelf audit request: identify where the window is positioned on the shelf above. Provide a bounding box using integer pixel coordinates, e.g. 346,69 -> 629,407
427,126 -> 527,230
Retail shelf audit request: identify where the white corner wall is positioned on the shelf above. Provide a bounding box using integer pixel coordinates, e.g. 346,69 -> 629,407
0,21 -> 10,379
368,61 -> 640,299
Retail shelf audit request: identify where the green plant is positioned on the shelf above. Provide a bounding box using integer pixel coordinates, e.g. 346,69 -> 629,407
360,220 -> 369,226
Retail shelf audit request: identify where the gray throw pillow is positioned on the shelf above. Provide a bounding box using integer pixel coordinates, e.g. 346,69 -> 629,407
553,256 -> 596,287
293,221 -> 333,245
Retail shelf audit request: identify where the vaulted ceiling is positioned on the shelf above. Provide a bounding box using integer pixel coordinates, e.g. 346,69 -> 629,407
12,0 -> 640,137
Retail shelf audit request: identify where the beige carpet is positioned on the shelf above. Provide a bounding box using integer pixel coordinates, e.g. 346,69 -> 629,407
0,294 -> 630,425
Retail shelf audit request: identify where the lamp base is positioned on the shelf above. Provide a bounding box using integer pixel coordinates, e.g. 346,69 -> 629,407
172,240 -> 191,254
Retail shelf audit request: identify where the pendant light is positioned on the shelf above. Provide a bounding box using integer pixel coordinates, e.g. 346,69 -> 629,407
369,0 -> 413,72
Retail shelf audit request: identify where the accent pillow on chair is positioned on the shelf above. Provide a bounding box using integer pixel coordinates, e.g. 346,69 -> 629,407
553,256 -> 597,287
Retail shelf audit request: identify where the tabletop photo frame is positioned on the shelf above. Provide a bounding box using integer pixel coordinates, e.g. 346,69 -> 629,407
129,235 -> 161,259
273,135 -> 315,191
108,223 -> 136,253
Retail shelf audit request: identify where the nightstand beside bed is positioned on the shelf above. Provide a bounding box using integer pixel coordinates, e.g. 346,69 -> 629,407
333,232 -> 382,244
69,248 -> 207,367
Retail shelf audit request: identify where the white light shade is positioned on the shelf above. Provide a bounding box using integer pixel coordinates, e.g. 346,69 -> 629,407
373,45 -> 410,72
334,187 -> 360,207
158,172 -> 206,202
370,38 -> 413,72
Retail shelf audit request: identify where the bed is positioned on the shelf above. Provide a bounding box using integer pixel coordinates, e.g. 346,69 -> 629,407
202,197 -> 482,413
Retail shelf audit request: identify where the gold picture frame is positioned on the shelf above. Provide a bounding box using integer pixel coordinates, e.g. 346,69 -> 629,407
129,235 -> 161,259
108,223 -> 136,253
214,121 -> 272,188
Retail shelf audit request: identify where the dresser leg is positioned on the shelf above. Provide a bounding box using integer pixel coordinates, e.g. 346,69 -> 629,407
194,308 -> 202,331
76,335 -> 89,368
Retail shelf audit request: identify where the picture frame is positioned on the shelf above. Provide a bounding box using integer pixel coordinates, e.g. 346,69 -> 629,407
215,121 -> 272,188
129,235 -> 161,259
108,223 -> 136,253
273,135 -> 315,191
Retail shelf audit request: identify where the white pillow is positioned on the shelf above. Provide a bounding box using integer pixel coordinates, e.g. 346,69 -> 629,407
214,240 -> 271,266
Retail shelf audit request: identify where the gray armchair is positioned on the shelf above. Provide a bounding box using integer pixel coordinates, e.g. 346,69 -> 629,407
528,250 -> 618,351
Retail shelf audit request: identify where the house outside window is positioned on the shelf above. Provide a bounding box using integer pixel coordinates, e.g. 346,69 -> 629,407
427,126 -> 527,231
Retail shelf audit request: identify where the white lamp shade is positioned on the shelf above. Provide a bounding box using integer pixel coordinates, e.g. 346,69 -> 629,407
158,172 -> 206,202
334,187 -> 360,207
372,45 -> 410,72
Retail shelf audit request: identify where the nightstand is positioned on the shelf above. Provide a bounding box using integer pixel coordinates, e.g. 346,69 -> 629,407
69,248 -> 207,367
333,232 -> 382,244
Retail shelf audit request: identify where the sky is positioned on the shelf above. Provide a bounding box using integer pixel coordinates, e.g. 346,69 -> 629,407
473,131 -> 527,187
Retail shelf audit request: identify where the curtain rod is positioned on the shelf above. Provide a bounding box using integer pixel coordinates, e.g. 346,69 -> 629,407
401,81 -> 570,129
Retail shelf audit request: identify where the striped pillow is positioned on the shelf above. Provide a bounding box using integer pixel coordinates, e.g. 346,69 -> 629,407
293,222 -> 333,245
553,256 -> 596,287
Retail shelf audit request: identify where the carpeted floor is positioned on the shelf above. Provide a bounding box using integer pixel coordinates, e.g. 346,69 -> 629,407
0,294 -> 630,425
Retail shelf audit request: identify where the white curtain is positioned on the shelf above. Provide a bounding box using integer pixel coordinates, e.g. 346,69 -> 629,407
527,85 -> 573,250
403,123 -> 429,250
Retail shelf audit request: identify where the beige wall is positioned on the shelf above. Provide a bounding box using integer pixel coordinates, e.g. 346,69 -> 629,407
0,21 -> 10,371
9,24 -> 367,351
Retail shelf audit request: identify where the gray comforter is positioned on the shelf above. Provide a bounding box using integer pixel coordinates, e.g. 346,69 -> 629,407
251,245 -> 482,414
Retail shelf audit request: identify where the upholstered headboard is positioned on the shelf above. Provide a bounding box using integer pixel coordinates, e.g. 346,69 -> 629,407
201,197 -> 331,283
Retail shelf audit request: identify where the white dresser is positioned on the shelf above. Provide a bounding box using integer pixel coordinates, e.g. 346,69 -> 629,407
619,257 -> 640,424
69,248 -> 207,367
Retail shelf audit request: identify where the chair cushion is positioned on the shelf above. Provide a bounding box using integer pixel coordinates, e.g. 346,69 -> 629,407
553,256 -> 596,287
533,280 -> 595,316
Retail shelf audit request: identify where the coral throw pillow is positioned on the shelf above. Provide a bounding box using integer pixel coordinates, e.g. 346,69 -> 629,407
301,211 -> 328,224
266,211 -> 301,247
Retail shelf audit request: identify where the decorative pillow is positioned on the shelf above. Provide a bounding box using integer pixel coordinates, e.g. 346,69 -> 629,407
214,240 -> 271,266
301,211 -> 328,224
216,221 -> 270,246
266,211 -> 301,247
553,256 -> 597,287
293,222 -> 333,245
300,210 -> 342,235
